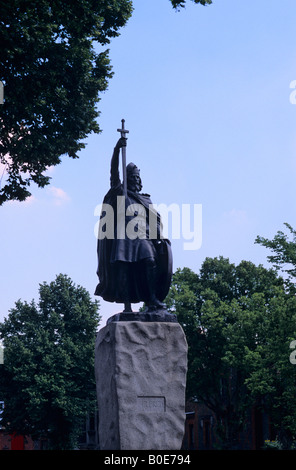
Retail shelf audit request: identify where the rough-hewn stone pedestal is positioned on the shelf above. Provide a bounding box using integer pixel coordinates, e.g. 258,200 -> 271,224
95,317 -> 188,450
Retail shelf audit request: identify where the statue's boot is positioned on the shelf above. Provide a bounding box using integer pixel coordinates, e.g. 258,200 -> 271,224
123,302 -> 133,312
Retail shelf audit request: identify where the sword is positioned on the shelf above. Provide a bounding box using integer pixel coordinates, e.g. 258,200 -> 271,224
117,119 -> 129,196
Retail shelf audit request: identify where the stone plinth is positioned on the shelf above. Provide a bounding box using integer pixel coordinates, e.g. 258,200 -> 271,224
95,319 -> 188,450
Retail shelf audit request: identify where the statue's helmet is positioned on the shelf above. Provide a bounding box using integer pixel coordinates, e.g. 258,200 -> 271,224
126,162 -> 142,191
126,162 -> 140,177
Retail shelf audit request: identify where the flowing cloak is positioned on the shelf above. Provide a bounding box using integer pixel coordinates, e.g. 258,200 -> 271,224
94,180 -> 173,304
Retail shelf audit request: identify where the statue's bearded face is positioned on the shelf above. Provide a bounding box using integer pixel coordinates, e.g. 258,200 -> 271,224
127,170 -> 142,192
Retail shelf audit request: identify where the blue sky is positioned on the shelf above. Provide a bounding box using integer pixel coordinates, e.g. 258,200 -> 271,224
1,0 -> 296,327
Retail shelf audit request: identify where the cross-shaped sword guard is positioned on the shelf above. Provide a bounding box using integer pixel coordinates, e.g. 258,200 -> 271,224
117,119 -> 129,138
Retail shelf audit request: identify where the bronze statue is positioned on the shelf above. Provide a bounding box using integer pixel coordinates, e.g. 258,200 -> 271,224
95,120 -> 172,313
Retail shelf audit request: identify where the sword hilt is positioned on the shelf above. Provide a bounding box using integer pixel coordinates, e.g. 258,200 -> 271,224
117,119 -> 129,138
117,119 -> 129,196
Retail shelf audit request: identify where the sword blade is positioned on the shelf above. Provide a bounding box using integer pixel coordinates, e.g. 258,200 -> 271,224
117,119 -> 129,197
122,145 -> 127,196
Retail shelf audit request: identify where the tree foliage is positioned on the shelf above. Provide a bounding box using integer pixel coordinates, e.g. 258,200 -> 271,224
255,223 -> 296,281
165,257 -> 296,448
0,0 -> 211,204
0,0 -> 133,204
170,0 -> 212,9
0,274 -> 100,449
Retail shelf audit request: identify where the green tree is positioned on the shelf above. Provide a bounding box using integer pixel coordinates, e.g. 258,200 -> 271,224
242,288 -> 296,449
170,0 -> 212,9
0,0 -> 211,205
255,223 -> 296,282
0,274 -> 100,450
166,257 -> 296,448
254,222 -> 296,447
0,0 -> 133,204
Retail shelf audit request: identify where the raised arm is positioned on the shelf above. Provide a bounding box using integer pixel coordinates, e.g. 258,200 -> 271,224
110,137 -> 126,187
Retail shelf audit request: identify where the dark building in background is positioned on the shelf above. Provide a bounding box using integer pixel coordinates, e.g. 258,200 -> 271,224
182,401 -> 274,450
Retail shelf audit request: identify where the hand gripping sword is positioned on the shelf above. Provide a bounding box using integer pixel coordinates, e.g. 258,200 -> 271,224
117,119 -> 129,197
